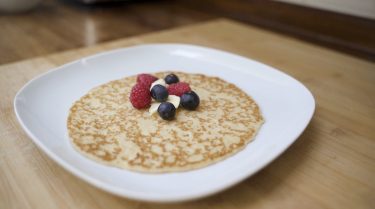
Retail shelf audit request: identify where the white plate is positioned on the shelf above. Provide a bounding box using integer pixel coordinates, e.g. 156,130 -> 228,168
14,44 -> 315,202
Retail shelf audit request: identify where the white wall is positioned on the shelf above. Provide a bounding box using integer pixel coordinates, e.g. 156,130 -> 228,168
275,0 -> 375,19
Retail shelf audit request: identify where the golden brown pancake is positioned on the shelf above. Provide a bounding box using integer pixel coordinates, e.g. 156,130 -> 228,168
67,72 -> 264,172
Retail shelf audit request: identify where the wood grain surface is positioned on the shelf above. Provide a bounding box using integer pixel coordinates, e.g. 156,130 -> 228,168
0,19 -> 374,209
0,0 -> 214,65
1,0 -> 374,65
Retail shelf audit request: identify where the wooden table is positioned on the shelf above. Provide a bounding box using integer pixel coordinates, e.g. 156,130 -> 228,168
0,19 -> 374,209
1,0 -> 374,64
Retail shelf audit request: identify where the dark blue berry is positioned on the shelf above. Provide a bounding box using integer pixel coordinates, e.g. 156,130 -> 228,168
164,74 -> 179,84
151,84 -> 168,102
157,102 -> 176,120
181,91 -> 200,110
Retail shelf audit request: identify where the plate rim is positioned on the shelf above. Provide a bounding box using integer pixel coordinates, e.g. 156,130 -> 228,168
14,43 -> 315,202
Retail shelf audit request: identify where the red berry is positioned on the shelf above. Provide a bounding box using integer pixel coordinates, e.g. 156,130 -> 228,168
167,82 -> 191,97
129,84 -> 151,109
137,74 -> 157,88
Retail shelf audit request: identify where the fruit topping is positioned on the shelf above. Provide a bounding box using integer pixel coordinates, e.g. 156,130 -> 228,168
164,73 -> 179,84
149,95 -> 180,115
130,73 -> 200,120
150,84 -> 169,102
137,74 -> 158,88
167,95 -> 181,108
150,78 -> 166,90
167,82 -> 191,97
181,91 -> 200,110
157,102 -> 176,120
149,102 -> 160,115
129,83 -> 152,109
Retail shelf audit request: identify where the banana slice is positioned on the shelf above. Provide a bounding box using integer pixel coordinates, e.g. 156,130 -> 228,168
149,102 -> 160,115
149,95 -> 180,115
150,79 -> 166,90
168,95 -> 180,108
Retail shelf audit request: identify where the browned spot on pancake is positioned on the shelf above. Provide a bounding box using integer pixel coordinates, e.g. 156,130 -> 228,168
67,72 -> 264,172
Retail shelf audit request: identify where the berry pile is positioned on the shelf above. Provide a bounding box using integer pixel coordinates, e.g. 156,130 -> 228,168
129,73 -> 200,120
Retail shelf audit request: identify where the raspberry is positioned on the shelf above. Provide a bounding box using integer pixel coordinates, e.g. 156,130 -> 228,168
167,82 -> 191,97
129,83 -> 151,109
137,74 -> 158,88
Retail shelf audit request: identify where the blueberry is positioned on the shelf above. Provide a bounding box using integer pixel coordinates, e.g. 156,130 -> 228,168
181,91 -> 200,110
151,84 -> 168,102
164,74 -> 179,84
157,102 -> 176,120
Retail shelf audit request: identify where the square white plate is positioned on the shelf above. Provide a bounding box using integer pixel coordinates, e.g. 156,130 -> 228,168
14,44 -> 315,202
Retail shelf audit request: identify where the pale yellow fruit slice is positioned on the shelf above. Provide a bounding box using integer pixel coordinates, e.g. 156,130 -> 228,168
149,95 -> 180,115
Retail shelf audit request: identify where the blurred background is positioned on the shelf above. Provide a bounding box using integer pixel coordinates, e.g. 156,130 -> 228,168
0,0 -> 374,65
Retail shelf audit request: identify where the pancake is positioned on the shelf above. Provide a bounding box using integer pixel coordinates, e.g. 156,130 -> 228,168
67,72 -> 264,172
